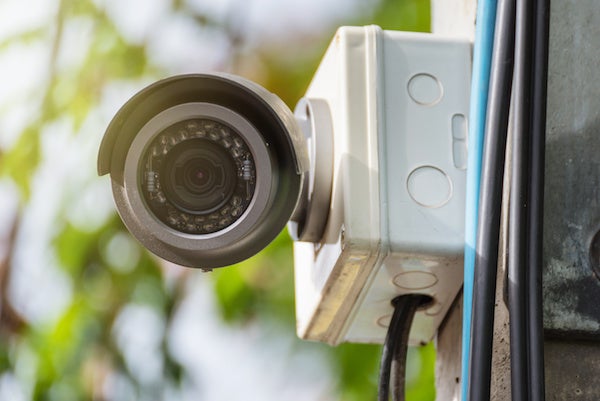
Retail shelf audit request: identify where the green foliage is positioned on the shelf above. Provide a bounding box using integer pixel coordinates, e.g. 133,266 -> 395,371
22,214 -> 180,400
213,232 -> 296,324
0,0 -> 436,400
328,343 -> 382,401
213,231 -> 388,400
0,125 -> 41,199
369,0 -> 431,32
54,223 -> 100,274
0,1 -> 153,200
407,343 -> 437,401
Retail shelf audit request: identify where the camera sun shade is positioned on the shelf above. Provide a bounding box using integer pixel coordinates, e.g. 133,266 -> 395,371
98,74 -> 308,269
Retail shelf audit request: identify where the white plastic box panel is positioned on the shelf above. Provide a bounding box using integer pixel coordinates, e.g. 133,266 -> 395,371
294,26 -> 471,345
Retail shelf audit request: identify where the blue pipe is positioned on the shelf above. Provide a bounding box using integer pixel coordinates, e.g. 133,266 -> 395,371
461,1 -> 497,399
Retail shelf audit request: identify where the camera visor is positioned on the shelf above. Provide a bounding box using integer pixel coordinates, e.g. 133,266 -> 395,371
141,118 -> 256,235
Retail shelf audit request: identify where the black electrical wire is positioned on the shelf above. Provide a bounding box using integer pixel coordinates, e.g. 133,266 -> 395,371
378,295 -> 429,401
467,0 -> 516,399
509,0 -> 535,398
527,0 -> 549,399
379,297 -> 409,401
390,295 -> 429,401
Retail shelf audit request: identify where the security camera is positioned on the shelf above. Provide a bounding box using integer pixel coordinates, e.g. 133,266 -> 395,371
97,73 -> 308,269
99,25 -> 472,346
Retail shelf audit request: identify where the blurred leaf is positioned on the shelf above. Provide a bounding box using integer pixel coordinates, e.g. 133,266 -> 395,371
406,343 -> 436,401
213,231 -> 295,324
258,42 -> 327,106
54,223 -> 99,274
30,298 -> 99,399
213,264 -> 256,322
0,125 -> 41,199
0,28 -> 47,50
329,343 -> 381,401
64,0 -> 102,17
368,0 -> 431,32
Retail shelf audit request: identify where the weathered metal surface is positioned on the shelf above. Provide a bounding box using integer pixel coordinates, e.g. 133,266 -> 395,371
543,0 -> 600,338
544,340 -> 600,400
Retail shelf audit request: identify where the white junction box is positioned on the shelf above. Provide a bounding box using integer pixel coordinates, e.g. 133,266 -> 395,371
293,26 -> 471,345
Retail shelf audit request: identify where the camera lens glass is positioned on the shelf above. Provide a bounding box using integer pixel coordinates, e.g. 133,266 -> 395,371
140,118 -> 256,234
162,139 -> 236,214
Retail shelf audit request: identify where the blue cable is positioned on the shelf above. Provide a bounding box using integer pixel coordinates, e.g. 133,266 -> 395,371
461,1 -> 497,399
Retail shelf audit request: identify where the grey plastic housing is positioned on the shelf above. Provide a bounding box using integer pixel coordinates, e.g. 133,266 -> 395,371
98,73 -> 308,269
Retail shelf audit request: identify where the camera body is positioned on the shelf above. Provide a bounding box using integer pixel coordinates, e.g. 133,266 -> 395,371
98,74 -> 308,269
98,26 -> 471,345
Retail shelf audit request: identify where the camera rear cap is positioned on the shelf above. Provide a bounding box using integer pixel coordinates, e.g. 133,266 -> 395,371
288,98 -> 333,243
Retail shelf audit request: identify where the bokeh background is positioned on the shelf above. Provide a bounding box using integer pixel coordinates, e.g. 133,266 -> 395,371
0,0 -> 435,400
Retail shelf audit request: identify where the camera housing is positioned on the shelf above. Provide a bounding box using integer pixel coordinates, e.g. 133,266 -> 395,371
98,74 -> 308,269
292,26 -> 471,345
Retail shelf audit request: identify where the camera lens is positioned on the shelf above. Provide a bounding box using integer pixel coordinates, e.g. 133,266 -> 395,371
140,118 -> 256,235
162,139 -> 236,214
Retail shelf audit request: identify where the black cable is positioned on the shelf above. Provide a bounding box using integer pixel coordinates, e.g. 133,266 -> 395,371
468,0 -> 516,399
509,0 -> 535,398
379,297 -> 409,401
390,295 -> 429,401
378,295 -> 429,401
527,0 -> 549,399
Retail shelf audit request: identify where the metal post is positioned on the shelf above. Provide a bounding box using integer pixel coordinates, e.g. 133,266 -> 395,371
542,0 -> 600,398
